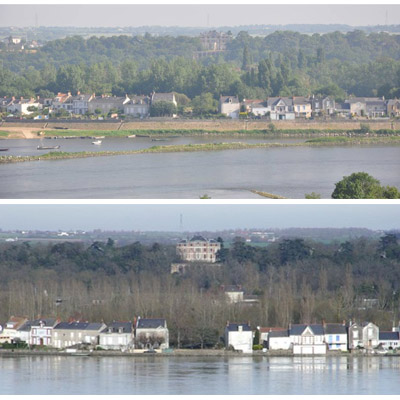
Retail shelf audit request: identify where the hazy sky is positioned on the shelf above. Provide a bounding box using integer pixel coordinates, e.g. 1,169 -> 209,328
0,4 -> 399,28
0,204 -> 398,231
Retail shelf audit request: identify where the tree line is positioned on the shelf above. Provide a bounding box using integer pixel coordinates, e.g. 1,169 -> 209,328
1,234 -> 399,347
1,31 -> 400,104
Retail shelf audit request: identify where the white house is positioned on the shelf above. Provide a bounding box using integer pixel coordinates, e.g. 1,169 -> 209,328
7,98 -> 40,115
176,235 -> 221,263
0,316 -> 28,344
15,320 -> 34,344
290,324 -> 326,355
268,330 -> 292,350
124,96 -> 150,118
223,285 -> 244,303
378,331 -> 400,350
267,97 -> 295,120
362,322 -> 379,349
72,93 -> 95,115
324,323 -> 348,352
30,318 -> 59,346
135,318 -> 169,350
225,322 -> 253,353
219,96 -> 240,119
99,321 -> 134,350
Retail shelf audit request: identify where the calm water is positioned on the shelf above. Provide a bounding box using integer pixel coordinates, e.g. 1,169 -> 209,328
0,139 -> 399,198
1,355 -> 400,394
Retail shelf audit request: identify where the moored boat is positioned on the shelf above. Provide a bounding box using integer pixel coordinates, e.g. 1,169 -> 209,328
0,148 -> 9,152
92,140 -> 102,145
37,145 -> 60,150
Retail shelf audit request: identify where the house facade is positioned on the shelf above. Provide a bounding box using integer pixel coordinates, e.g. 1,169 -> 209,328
324,323 -> 348,352
310,96 -> 336,116
362,322 -> 379,349
30,318 -> 59,346
151,92 -> 177,107
268,330 -> 292,350
124,96 -> 150,117
290,324 -> 326,355
7,98 -> 40,115
176,235 -> 221,263
52,321 -> 107,348
88,95 -> 130,115
72,93 -> 95,115
135,318 -> 169,350
378,332 -> 400,350
0,316 -> 28,343
223,285 -> 244,303
219,96 -> 240,119
99,321 -> 134,350
225,322 -> 253,353
293,97 -> 312,118
267,97 -> 295,120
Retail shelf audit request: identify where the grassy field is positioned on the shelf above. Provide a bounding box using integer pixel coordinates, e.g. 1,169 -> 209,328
0,131 -> 10,137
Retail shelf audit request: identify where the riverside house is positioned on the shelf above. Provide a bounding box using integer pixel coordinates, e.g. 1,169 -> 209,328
224,322 -> 253,353
323,323 -> 348,352
124,95 -> 150,118
52,321 -> 107,349
87,95 -> 130,115
30,318 -> 60,346
290,324 -> 326,355
135,318 -> 169,350
0,316 -> 28,344
219,95 -> 240,118
267,97 -> 295,120
99,321 -> 134,350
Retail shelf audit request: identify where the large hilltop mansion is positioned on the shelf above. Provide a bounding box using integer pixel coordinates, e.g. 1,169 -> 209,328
176,235 -> 221,263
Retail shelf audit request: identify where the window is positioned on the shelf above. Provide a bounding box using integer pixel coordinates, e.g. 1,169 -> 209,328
336,335 -> 340,342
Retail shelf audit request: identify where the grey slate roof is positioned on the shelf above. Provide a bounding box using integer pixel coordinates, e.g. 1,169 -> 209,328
290,324 -> 324,336
151,93 -> 175,103
324,324 -> 347,335
136,318 -> 166,329
102,321 -> 132,334
224,285 -> 243,292
379,331 -> 399,341
226,323 -> 251,332
31,318 -> 58,327
269,330 -> 289,338
267,97 -> 293,107
54,321 -> 104,331
17,320 -> 34,332
220,95 -> 239,104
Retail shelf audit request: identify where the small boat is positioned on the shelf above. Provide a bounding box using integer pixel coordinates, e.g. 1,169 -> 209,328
37,145 -> 60,150
94,136 -> 105,139
127,134 -> 136,138
0,148 -> 9,152
92,140 -> 102,145
152,138 -> 169,142
136,134 -> 150,138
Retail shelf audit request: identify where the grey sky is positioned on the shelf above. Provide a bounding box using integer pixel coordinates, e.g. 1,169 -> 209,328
0,5 -> 399,28
0,204 -> 398,232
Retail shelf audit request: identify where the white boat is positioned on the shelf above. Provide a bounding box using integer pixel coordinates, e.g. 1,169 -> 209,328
92,140 -> 102,145
127,135 -> 136,138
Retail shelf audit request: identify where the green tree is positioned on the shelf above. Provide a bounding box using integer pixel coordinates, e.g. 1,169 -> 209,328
150,101 -> 177,117
305,192 -> 321,199
331,172 -> 390,199
191,93 -> 217,115
242,45 -> 251,71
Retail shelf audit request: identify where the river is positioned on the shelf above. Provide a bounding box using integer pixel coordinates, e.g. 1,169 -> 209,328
1,355 -> 400,394
0,138 -> 399,198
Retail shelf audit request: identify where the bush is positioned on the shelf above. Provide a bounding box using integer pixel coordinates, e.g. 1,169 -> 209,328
253,344 -> 263,351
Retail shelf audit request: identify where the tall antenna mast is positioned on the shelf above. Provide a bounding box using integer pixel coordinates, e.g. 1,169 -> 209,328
179,213 -> 183,231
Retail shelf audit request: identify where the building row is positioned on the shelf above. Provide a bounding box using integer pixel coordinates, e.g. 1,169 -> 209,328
226,321 -> 400,354
1,92 -> 178,118
0,316 -> 169,351
220,95 -> 400,119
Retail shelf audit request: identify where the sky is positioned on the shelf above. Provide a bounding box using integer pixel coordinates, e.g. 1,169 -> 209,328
0,204 -> 398,232
0,4 -> 399,28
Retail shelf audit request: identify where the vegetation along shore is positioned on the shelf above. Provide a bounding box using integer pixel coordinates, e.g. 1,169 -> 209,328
1,136 -> 400,165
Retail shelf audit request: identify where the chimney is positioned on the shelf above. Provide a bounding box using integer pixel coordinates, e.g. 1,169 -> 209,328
226,320 -> 229,327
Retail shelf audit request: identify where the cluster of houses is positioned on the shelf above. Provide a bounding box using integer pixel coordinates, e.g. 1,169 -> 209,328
3,90 -> 400,121
220,95 -> 400,120
1,92 -> 177,118
226,321 -> 400,354
0,316 -> 169,352
1,314 -> 399,355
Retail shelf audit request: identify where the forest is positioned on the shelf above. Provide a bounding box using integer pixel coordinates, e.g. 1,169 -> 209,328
1,233 -> 399,348
1,30 -> 400,102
